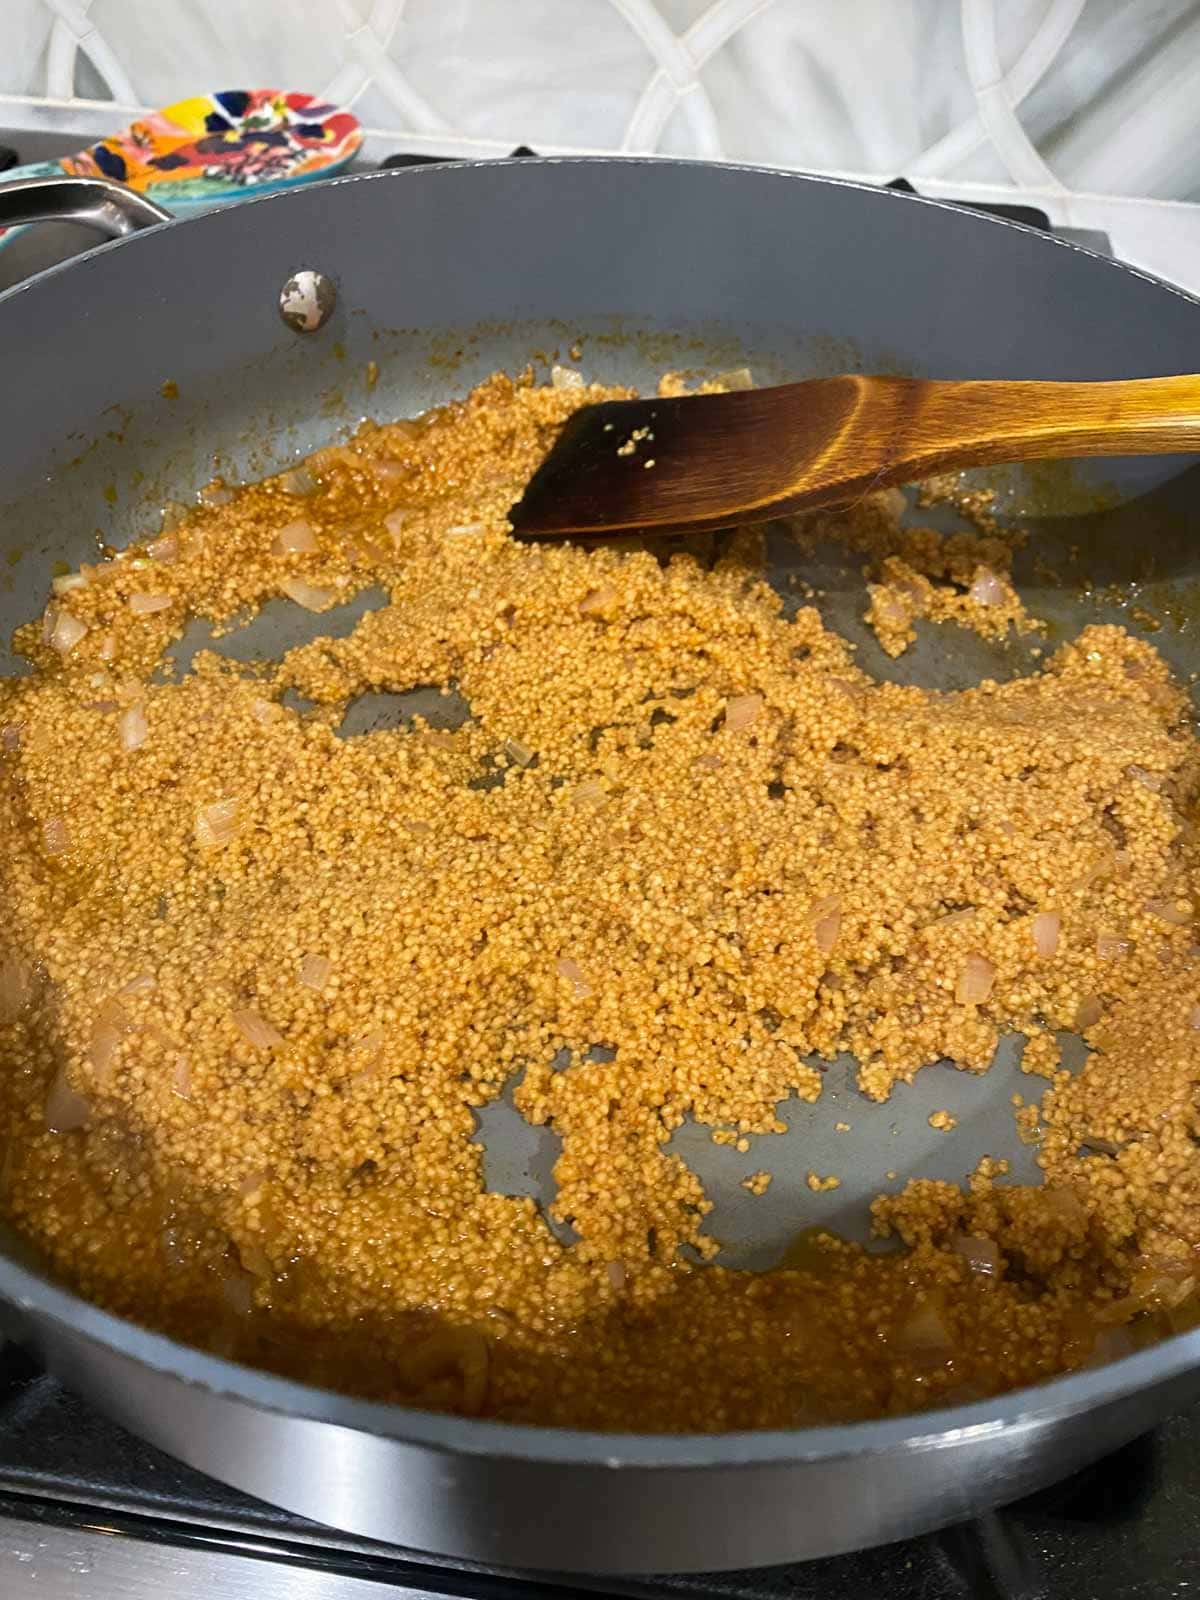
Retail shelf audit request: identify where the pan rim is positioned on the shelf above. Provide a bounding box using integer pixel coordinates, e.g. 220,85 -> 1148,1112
2,152 -> 1198,323
2,153 -> 1199,1469
5,1247 -> 1200,1466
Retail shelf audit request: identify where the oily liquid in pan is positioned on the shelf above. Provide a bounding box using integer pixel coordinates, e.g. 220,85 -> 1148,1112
0,367 -> 1198,1433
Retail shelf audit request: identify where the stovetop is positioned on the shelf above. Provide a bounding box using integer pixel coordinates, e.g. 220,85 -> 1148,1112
0,127 -> 1194,1599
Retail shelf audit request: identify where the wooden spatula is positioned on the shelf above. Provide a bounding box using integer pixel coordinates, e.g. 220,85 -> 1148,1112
509,373 -> 1200,538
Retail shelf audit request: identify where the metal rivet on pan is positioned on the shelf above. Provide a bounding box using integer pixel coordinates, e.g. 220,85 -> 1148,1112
279,269 -> 336,333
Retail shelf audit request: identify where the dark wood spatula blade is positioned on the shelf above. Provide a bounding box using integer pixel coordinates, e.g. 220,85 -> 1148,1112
510,384 -> 849,538
510,371 -> 1200,540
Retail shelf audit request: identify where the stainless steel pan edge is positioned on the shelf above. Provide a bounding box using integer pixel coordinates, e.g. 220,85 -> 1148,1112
11,1267 -> 1200,1570
1,158 -> 1200,1571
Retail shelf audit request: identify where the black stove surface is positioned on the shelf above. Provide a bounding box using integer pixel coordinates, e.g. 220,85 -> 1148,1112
1,1339 -> 1197,1600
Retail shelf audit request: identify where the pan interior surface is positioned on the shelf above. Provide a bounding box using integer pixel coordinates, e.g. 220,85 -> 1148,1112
0,313 -> 1157,1271
1,163 -> 1200,1466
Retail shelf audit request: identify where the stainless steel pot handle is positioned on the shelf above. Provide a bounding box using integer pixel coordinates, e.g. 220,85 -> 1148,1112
0,174 -> 170,239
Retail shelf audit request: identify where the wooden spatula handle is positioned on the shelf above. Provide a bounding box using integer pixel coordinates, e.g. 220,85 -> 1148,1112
833,373 -> 1200,488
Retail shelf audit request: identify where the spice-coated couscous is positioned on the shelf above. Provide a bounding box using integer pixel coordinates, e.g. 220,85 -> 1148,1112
0,367 -> 1198,1432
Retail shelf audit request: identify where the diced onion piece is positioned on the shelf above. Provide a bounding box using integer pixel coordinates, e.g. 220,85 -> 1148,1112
1,724 -> 19,752
893,1297 -> 953,1361
1131,1259 -> 1195,1310
1032,911 -> 1060,957
118,702 -> 148,751
384,508 -> 408,547
128,592 -> 172,616
956,953 -> 995,1005
50,609 -> 88,654
447,521 -> 487,538
724,693 -> 763,732
146,533 -> 179,563
572,777 -> 608,807
279,575 -> 335,612
1189,1004 -> 1200,1031
370,459 -> 410,493
1043,1184 -> 1087,1228
579,584 -> 617,616
503,738 -> 536,768
935,908 -> 976,929
715,366 -> 754,390
279,466 -> 317,497
97,632 -> 116,662
0,956 -> 32,1022
44,1066 -> 90,1133
238,1238 -> 273,1279
1096,931 -> 1131,961
1127,764 -> 1163,791
1072,853 -> 1114,893
89,1001 -> 131,1081
1075,993 -> 1103,1030
808,895 -> 842,956
41,604 -> 57,644
1089,1326 -> 1135,1365
868,585 -> 909,630
950,1233 -> 1001,1277
310,443 -> 361,473
299,953 -> 332,991
968,566 -> 1007,607
195,796 -> 240,850
237,1167 -> 270,1198
52,572 -> 88,594
232,1008 -> 283,1050
551,365 -> 584,389
607,1261 -> 627,1290
221,1271 -> 255,1315
118,973 -> 155,997
96,995 -> 132,1033
384,418 -> 422,444
271,518 -> 318,556
160,500 -> 188,532
42,816 -> 69,856
1145,897 -> 1191,926
556,957 -> 592,998
250,697 -> 279,725
170,1055 -> 192,1101
199,481 -> 233,507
